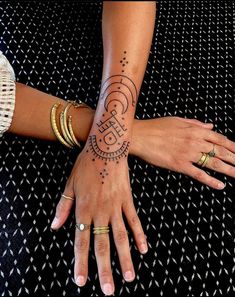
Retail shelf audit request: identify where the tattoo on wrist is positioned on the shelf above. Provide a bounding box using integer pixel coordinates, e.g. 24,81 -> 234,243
86,51 -> 137,183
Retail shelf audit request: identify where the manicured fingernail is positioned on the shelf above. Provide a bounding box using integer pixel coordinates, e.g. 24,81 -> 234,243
76,275 -> 85,286
102,283 -> 113,296
218,182 -> 225,189
140,242 -> 148,254
51,217 -> 59,228
124,270 -> 134,282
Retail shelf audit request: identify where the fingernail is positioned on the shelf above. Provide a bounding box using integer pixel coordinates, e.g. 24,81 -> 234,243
140,242 -> 148,254
124,270 -> 134,282
51,217 -> 59,228
218,182 -> 225,189
102,283 -> 113,296
76,275 -> 85,286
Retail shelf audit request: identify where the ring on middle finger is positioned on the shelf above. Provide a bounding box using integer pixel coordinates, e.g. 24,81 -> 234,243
93,226 -> 110,235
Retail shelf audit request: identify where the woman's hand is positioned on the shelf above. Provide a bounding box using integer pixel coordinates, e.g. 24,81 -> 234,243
131,117 -> 235,189
50,147 -> 148,296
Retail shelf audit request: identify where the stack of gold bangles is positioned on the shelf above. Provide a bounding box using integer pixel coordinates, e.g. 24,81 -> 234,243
197,145 -> 216,167
50,100 -> 90,148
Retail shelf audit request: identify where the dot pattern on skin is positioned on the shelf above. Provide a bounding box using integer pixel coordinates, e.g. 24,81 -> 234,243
120,51 -> 128,73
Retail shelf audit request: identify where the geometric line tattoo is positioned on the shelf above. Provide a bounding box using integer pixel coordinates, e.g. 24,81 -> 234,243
88,135 -> 130,161
86,52 -> 136,183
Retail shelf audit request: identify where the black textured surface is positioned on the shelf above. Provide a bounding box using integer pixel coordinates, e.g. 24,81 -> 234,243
0,1 -> 234,296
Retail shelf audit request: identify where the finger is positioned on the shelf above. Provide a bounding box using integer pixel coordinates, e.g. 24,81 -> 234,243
202,130 -> 235,153
175,117 -> 213,129
111,212 -> 135,282
123,200 -> 148,254
51,191 -> 75,230
94,219 -> 114,296
213,145 -> 235,165
205,157 -> 235,179
74,207 -> 91,287
182,164 -> 225,190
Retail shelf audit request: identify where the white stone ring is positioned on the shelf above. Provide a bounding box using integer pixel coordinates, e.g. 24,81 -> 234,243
75,223 -> 91,232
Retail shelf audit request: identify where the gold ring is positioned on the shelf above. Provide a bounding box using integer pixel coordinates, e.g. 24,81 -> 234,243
62,194 -> 74,201
93,226 -> 110,235
197,153 -> 207,166
201,153 -> 211,167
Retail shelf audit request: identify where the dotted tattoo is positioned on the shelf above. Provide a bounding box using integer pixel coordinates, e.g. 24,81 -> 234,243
120,51 -> 128,73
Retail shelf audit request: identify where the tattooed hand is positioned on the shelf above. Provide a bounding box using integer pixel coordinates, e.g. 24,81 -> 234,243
50,68 -> 148,295
52,145 -> 147,295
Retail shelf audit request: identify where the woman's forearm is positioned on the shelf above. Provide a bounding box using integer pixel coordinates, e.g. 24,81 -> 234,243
6,83 -> 143,155
8,82 -> 95,142
86,2 -> 156,164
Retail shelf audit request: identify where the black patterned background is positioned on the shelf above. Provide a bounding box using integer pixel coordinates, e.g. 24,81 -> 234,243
0,1 -> 234,296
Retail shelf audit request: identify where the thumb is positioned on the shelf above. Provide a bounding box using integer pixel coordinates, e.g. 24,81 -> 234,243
51,191 -> 75,230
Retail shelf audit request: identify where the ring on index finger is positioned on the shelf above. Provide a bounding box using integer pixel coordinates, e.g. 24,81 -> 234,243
76,223 -> 91,231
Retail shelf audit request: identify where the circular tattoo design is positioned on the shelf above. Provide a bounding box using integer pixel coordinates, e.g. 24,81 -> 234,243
88,135 -> 130,161
100,75 -> 137,112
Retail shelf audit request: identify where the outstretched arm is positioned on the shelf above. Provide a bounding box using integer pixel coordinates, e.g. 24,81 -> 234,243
51,2 -> 156,296
88,2 -> 156,167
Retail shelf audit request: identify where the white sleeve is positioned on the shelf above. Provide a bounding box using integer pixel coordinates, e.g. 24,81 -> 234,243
0,50 -> 16,138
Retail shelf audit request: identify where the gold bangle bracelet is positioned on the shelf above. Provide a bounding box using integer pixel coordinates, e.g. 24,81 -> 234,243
50,103 -> 74,148
59,110 -> 76,146
68,115 -> 81,147
63,103 -> 77,145
63,100 -> 88,147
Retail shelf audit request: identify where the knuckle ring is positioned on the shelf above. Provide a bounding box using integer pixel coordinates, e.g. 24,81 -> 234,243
208,144 -> 216,157
75,223 -> 91,231
62,194 -> 74,201
93,226 -> 110,235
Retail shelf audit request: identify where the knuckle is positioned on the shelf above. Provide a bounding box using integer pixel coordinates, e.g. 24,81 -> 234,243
130,214 -> 140,226
115,230 -> 128,245
224,149 -> 233,159
228,165 -> 235,175
216,133 -> 226,144
193,171 -> 204,181
211,158 -> 221,170
75,238 -> 88,252
99,270 -> 111,280
95,240 -> 108,256
75,260 -> 87,274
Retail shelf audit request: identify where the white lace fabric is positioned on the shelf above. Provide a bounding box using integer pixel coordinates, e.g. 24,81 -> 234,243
0,51 -> 16,138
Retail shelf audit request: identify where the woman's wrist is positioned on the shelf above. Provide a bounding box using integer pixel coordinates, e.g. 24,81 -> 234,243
69,105 -> 95,143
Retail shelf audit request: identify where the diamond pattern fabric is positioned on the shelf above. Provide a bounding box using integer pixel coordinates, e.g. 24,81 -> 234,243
0,1 -> 234,296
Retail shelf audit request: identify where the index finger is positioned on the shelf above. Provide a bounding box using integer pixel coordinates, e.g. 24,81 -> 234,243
200,129 -> 235,153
